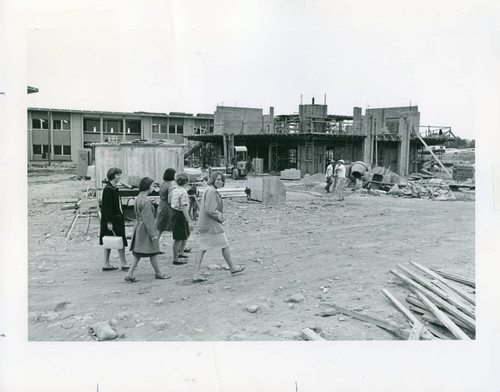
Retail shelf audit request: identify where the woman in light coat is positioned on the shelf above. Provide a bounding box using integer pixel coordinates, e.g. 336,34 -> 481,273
192,171 -> 245,283
126,177 -> 170,282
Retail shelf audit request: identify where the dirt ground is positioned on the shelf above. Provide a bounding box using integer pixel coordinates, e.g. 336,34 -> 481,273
27,165 -> 475,342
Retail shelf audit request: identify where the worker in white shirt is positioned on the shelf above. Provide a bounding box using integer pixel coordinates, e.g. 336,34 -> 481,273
325,160 -> 334,192
333,159 -> 346,201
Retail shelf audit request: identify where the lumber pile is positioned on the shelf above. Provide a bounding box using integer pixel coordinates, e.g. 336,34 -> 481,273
384,262 -> 475,340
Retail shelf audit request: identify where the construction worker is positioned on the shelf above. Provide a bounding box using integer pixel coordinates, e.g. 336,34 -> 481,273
333,159 -> 346,201
325,160 -> 334,192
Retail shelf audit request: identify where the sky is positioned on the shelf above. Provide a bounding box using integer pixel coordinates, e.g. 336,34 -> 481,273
25,0 -> 500,139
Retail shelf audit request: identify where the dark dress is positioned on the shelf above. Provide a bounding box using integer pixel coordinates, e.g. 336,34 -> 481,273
156,180 -> 174,232
99,183 -> 128,247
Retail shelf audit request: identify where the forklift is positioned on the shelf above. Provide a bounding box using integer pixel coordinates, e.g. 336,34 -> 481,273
223,133 -> 249,179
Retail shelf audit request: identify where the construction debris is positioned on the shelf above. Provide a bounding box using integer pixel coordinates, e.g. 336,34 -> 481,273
384,262 -> 475,340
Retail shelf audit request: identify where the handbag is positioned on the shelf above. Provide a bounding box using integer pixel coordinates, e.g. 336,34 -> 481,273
102,229 -> 124,249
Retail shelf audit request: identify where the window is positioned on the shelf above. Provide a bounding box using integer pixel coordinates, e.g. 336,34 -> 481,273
153,118 -> 168,134
33,145 -> 49,154
63,145 -> 71,155
168,124 -> 183,134
125,119 -> 141,135
32,119 -> 48,129
53,119 -> 71,130
84,118 -> 101,133
104,120 -> 121,134
53,145 -> 62,155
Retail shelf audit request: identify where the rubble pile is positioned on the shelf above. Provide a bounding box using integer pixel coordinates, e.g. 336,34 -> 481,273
389,178 -> 457,200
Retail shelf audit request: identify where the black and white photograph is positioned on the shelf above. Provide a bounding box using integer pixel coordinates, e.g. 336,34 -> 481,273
1,0 -> 500,391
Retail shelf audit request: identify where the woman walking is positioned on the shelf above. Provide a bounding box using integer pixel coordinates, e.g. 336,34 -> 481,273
192,171 -> 245,283
170,174 -> 194,264
156,168 -> 176,254
99,167 -> 129,271
125,177 -> 170,282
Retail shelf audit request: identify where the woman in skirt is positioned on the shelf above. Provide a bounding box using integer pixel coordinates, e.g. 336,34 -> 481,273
155,168 -> 176,253
125,177 -> 170,282
99,167 -> 129,271
192,171 -> 245,283
169,174 -> 194,265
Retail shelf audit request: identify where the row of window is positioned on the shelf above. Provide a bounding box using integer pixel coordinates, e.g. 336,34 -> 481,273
33,144 -> 71,155
32,117 -> 210,135
32,119 -> 71,130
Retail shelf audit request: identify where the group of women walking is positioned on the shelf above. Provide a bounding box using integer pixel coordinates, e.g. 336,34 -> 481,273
99,167 -> 245,283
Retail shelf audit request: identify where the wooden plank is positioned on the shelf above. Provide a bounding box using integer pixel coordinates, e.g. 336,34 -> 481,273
382,289 -> 420,325
302,328 -> 326,341
390,269 -> 476,330
397,265 -> 475,320
431,279 -> 476,311
44,198 -> 79,204
414,131 -> 452,178
425,324 -> 452,340
321,303 -> 410,340
430,269 -> 475,288
421,313 -> 475,334
408,322 -> 425,340
397,264 -> 449,298
410,262 -> 475,305
407,297 -> 474,333
382,289 -> 436,340
414,290 -> 470,340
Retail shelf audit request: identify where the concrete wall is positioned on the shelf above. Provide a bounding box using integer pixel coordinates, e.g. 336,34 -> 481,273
93,142 -> 185,188
358,106 -> 420,176
214,106 -> 264,135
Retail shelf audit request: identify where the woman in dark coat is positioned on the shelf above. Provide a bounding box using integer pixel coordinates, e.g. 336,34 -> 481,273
99,167 -> 129,271
125,177 -> 170,282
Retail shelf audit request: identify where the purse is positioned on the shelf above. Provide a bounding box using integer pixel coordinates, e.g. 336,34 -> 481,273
102,229 -> 124,249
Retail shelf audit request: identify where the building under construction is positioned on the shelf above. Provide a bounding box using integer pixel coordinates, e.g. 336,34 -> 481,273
27,98 -> 454,176
187,99 -> 454,176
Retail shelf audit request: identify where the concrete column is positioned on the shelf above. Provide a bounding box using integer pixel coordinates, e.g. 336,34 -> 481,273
100,117 -> 104,142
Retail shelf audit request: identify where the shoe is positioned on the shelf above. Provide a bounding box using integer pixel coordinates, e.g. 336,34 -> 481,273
158,251 -> 165,254
102,266 -> 119,271
121,266 -> 130,271
183,248 -> 192,253
230,266 -> 246,275
124,276 -> 138,282
179,255 -> 189,259
192,277 -> 208,283
155,274 -> 171,280
173,260 -> 188,265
